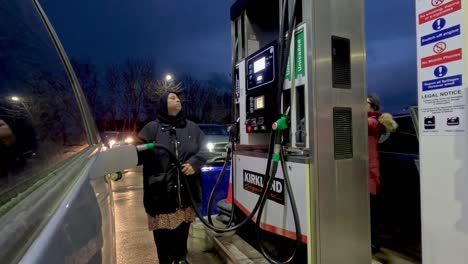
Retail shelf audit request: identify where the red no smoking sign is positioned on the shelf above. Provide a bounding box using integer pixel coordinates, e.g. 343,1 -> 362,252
420,0 -> 461,24
433,42 -> 447,53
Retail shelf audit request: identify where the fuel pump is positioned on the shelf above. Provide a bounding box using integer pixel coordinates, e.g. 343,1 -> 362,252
228,0 -> 370,263
204,1 -> 304,263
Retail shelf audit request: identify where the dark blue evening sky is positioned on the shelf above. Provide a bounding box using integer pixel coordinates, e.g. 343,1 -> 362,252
40,0 -> 417,112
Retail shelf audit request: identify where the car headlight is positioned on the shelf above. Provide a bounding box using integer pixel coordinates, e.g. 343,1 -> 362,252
206,142 -> 215,152
109,139 -> 116,148
124,137 -> 134,144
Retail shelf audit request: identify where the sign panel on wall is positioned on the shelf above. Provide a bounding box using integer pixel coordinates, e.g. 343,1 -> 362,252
417,0 -> 466,135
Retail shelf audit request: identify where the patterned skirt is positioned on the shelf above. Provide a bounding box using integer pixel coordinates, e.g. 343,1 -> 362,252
147,207 -> 196,231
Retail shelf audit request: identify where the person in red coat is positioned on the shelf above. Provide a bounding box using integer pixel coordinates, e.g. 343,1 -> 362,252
367,95 -> 397,254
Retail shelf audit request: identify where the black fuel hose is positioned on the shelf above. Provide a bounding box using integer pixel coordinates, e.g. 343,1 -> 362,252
254,0 -> 301,263
206,145 -> 232,226
255,143 -> 302,264
148,141 -> 279,233
206,37 -> 240,227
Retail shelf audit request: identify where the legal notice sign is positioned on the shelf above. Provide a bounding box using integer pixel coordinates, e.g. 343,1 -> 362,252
417,0 -> 466,135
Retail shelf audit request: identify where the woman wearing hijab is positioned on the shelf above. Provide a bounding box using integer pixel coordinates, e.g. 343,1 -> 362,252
137,92 -> 208,264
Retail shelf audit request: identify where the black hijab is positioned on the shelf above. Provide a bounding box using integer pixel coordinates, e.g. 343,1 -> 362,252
157,92 -> 187,128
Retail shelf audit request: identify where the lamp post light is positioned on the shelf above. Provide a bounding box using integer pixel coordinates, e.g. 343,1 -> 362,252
9,95 -> 32,119
163,73 -> 174,90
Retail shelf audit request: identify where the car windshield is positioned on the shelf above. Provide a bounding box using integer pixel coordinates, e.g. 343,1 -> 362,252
199,125 -> 228,136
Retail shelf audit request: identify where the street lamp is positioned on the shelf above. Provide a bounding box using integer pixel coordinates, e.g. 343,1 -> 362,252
163,73 -> 175,90
9,95 -> 32,119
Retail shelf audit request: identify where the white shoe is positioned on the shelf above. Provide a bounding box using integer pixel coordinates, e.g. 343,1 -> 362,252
371,260 -> 382,264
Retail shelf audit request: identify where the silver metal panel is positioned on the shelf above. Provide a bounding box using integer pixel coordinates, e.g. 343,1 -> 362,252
231,19 -> 237,62
304,0 -> 369,263
244,13 -> 278,57
238,60 -> 248,144
233,16 -> 245,62
245,14 -> 260,57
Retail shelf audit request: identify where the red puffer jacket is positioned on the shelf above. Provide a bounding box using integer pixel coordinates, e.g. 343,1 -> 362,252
368,111 -> 382,195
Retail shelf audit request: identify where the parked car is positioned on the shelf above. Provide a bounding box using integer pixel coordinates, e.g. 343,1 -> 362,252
198,124 -> 229,164
100,131 -> 120,148
118,131 -> 137,145
100,131 -> 136,149
378,106 -> 421,260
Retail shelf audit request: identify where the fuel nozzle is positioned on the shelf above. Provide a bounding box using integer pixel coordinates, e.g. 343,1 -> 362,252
271,107 -> 290,163
272,106 -> 290,131
136,142 -> 156,152
227,117 -> 240,141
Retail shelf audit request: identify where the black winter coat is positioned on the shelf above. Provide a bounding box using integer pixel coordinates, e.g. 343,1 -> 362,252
137,119 -> 208,216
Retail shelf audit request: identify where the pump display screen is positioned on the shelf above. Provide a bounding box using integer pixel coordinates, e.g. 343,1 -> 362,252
253,57 -> 266,73
246,44 -> 276,91
254,95 -> 264,110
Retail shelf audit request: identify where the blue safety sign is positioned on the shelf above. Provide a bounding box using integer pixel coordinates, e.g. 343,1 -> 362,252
432,18 -> 446,31
422,74 -> 462,91
421,25 -> 461,46
433,65 -> 448,78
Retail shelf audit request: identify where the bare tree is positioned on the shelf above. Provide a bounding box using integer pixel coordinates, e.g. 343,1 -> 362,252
69,56 -> 233,129
178,74 -> 232,123
71,59 -> 100,118
104,64 -> 120,131
179,75 -> 210,122
204,73 -> 231,123
144,78 -> 184,109
207,92 -> 231,123
141,72 -> 183,124
121,58 -> 160,131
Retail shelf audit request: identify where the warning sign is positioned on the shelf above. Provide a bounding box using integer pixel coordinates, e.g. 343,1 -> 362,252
432,18 -> 447,30
421,48 -> 462,68
421,25 -> 460,46
419,88 -> 465,134
419,0 -> 461,24
433,42 -> 447,53
422,74 -> 462,91
417,0 -> 465,136
433,65 -> 448,77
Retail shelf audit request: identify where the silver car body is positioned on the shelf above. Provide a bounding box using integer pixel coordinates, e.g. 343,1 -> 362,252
0,1 -> 114,263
